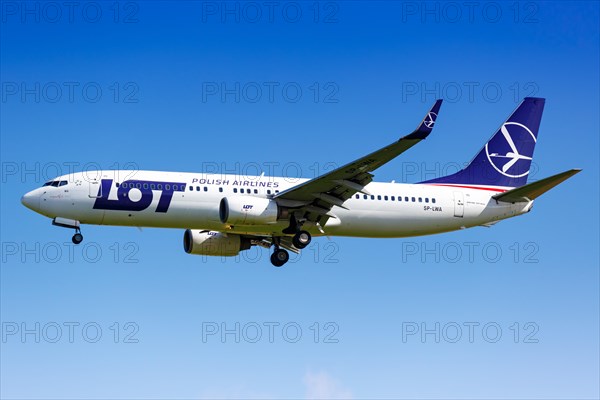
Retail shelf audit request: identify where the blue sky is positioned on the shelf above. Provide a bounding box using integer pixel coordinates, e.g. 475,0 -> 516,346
1,1 -> 599,398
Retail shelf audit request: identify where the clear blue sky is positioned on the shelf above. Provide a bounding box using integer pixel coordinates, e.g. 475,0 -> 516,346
1,1 -> 598,399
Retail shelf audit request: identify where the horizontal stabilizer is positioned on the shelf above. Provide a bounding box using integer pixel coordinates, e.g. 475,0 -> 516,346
493,169 -> 581,203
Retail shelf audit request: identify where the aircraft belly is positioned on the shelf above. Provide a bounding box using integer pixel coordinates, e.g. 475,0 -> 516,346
325,207 -> 467,238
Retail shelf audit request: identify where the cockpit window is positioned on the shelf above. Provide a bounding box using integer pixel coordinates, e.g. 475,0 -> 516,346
43,180 -> 68,187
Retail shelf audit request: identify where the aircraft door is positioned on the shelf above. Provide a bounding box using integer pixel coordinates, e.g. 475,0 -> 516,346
453,191 -> 464,217
87,170 -> 104,198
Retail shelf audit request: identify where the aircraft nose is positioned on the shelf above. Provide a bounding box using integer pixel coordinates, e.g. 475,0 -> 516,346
21,190 -> 40,211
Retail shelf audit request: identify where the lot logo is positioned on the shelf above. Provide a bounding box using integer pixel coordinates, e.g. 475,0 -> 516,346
93,179 -> 185,212
424,111 -> 437,128
486,122 -> 536,178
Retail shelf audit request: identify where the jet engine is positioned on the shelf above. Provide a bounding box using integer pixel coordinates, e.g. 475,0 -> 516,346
183,229 -> 251,256
219,196 -> 280,225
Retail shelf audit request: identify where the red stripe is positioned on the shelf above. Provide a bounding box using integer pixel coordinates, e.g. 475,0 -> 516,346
425,184 -> 508,192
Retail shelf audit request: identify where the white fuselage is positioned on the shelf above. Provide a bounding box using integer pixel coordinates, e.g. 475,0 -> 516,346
22,170 -> 533,238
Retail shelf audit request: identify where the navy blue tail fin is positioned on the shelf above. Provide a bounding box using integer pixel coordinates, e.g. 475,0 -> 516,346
422,97 -> 545,189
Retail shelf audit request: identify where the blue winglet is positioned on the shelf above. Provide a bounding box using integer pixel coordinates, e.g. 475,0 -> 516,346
404,99 -> 443,140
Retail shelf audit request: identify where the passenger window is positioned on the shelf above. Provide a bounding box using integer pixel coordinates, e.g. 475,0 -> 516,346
204,187 -> 208,192
432,198 -> 436,204
234,188 -> 238,193
384,196 -> 388,201
116,183 -> 120,188
143,183 -> 148,189
157,184 -> 163,190
418,197 -> 422,202
219,187 -> 223,192
189,186 -> 193,191
363,195 -> 368,199
136,183 -> 142,189
275,190 -> 279,193
240,188 -> 244,193
165,184 -> 170,190
377,195 -> 381,200
425,198 -> 429,203
391,196 -> 395,201
267,190 -> 271,195
150,184 -> 155,190
196,186 -> 200,191
371,195 -> 375,200
254,189 -> 258,194
355,194 -> 360,199
412,197 -> 416,202
405,197 -> 409,202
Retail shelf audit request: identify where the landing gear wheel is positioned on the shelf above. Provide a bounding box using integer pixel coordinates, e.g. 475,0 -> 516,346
270,248 -> 289,267
72,232 -> 83,245
292,230 -> 311,249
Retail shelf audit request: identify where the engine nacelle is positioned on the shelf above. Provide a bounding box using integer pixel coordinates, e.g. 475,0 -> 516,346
219,196 -> 279,225
183,229 -> 251,257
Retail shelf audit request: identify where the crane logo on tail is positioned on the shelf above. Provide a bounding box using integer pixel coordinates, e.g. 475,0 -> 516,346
485,122 -> 536,178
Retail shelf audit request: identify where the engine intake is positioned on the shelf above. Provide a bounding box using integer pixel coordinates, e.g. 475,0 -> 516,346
183,229 -> 251,257
219,196 -> 279,225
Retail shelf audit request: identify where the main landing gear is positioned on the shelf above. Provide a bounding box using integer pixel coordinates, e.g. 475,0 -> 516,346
270,248 -> 289,267
292,230 -> 311,249
269,230 -> 312,267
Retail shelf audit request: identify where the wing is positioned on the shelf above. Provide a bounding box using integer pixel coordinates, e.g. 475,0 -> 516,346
274,99 -> 443,229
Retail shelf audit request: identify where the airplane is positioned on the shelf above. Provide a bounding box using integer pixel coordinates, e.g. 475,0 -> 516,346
21,97 -> 581,267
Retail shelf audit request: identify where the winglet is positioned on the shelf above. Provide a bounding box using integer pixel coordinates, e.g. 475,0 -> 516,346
493,169 -> 581,203
404,99 -> 443,140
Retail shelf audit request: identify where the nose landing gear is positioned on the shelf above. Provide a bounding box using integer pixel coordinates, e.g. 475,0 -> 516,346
72,230 -> 83,245
52,217 -> 83,245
